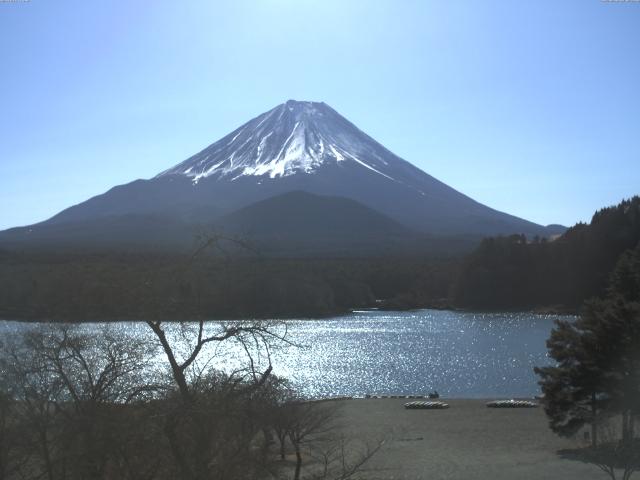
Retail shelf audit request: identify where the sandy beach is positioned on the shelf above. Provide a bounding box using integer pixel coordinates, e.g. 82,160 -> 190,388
333,398 -> 604,480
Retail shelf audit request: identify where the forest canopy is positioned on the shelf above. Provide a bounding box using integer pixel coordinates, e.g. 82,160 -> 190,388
0,197 -> 638,321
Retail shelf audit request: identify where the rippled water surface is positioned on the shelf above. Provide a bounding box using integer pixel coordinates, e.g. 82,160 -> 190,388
0,310 -> 566,398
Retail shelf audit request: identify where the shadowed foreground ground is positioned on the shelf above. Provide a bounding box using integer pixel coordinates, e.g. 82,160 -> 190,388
335,398 -> 604,480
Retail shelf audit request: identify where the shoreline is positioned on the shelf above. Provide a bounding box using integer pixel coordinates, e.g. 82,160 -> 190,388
0,306 -> 578,324
310,394 -> 542,401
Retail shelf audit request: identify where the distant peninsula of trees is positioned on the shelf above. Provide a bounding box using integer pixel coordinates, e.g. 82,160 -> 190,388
453,196 -> 640,312
0,197 -> 638,321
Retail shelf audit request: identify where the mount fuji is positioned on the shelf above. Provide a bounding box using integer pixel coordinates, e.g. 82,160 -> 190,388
0,100 -> 563,254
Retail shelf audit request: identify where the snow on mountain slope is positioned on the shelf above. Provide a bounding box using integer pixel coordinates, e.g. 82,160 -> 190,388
157,100 -> 398,184
1,99 -> 563,246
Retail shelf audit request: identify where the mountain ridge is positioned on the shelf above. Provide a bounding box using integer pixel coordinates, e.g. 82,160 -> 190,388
0,100 -> 565,253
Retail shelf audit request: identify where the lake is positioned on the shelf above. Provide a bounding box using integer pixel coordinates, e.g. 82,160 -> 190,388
0,309 -> 566,398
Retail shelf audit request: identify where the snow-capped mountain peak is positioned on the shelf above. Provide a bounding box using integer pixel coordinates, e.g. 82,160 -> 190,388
157,100 -> 397,183
4,99 -> 558,244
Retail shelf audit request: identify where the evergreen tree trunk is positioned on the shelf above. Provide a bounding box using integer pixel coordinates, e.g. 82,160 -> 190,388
591,392 -> 598,447
39,427 -> 55,480
276,431 -> 287,460
622,410 -> 631,446
294,444 -> 302,480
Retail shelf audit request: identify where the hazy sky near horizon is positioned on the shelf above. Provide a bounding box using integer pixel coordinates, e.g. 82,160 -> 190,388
1,0 -> 639,230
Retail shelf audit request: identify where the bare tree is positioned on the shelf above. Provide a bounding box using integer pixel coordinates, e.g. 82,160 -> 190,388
560,419 -> 640,480
0,388 -> 31,480
285,400 -> 341,480
267,377 -> 298,461
0,326 -> 157,480
143,316 -> 292,480
307,435 -> 385,480
136,234 -> 297,479
269,397 -> 384,480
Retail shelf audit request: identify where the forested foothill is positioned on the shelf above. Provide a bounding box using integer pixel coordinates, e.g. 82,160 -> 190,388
0,197 -> 638,321
0,251 -> 458,322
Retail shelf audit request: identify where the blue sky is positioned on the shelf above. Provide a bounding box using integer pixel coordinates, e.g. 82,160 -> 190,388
0,0 -> 639,230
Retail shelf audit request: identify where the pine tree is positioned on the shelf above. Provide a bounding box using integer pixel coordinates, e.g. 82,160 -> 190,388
535,243 -> 640,447
534,317 -> 609,446
581,298 -> 640,445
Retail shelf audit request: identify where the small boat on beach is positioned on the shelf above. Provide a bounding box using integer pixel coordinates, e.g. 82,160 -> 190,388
486,399 -> 538,408
404,401 -> 449,410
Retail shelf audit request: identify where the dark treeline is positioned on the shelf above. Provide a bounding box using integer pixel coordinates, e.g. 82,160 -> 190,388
1,197 -> 639,320
452,197 -> 640,312
0,250 -> 458,321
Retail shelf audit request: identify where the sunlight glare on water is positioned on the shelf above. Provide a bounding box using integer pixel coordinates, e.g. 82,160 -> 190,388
0,310 -> 566,398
